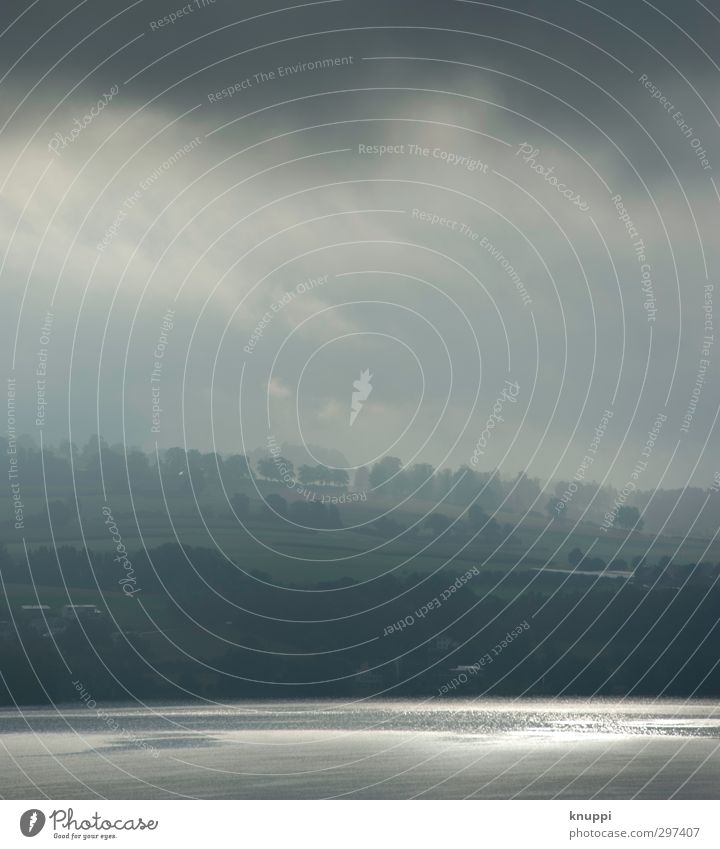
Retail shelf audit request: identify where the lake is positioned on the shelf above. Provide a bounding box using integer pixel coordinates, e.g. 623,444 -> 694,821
1,698 -> 719,799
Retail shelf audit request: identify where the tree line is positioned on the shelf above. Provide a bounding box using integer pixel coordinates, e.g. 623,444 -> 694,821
2,435 -> 718,535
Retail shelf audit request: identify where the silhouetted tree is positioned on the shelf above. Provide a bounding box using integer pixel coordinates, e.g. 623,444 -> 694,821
369,456 -> 404,493
406,463 -> 435,498
257,456 -> 294,482
263,493 -> 288,518
329,469 -> 350,487
353,466 -> 370,490
617,505 -> 643,531
298,465 -> 317,485
230,493 -> 250,519
48,500 -> 73,527
224,454 -> 252,481
467,503 -> 489,528
568,547 -> 584,568
424,513 -> 452,536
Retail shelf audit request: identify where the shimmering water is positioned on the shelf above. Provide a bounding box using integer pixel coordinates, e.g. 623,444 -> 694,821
1,699 -> 719,799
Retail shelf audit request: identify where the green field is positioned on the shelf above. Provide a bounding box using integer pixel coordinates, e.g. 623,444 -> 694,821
6,480 -> 718,587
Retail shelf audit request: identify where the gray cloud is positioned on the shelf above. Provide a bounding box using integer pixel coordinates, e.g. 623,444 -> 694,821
1,0 -> 718,488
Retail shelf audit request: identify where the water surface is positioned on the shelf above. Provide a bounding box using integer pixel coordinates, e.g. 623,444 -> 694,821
1,699 -> 718,799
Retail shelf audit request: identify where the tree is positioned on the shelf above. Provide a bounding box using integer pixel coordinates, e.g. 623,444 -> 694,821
617,505 -> 643,531
230,493 -> 250,519
314,465 -> 331,485
80,435 -> 108,470
263,494 -> 288,518
161,447 -> 206,491
353,466 -> 370,490
290,500 -> 325,526
298,465 -> 317,485
199,452 -> 224,475
256,457 -> 274,480
568,547 -> 584,568
481,517 -> 500,538
49,500 -> 73,527
224,454 -> 251,480
162,447 -> 187,476
0,544 -> 13,574
466,503 -> 489,528
370,516 -> 402,537
509,471 -> 541,513
449,465 -> 479,505
127,449 -> 153,487
474,469 -> 503,512
58,440 -> 79,464
369,456 -> 403,493
329,469 -> 349,488
406,463 -> 435,498
275,457 -> 295,481
424,513 -> 452,536
256,456 -> 284,481
433,468 -> 452,499
185,449 -> 207,492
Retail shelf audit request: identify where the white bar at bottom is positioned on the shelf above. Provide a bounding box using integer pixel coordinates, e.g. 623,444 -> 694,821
1,800 -> 718,848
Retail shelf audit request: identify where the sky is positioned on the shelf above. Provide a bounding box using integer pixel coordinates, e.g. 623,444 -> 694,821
1,0 -> 719,488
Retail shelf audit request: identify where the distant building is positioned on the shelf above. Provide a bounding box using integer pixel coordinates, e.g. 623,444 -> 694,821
61,604 -> 103,620
353,662 -> 383,694
430,635 -> 458,654
28,616 -> 67,639
428,635 -> 460,665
